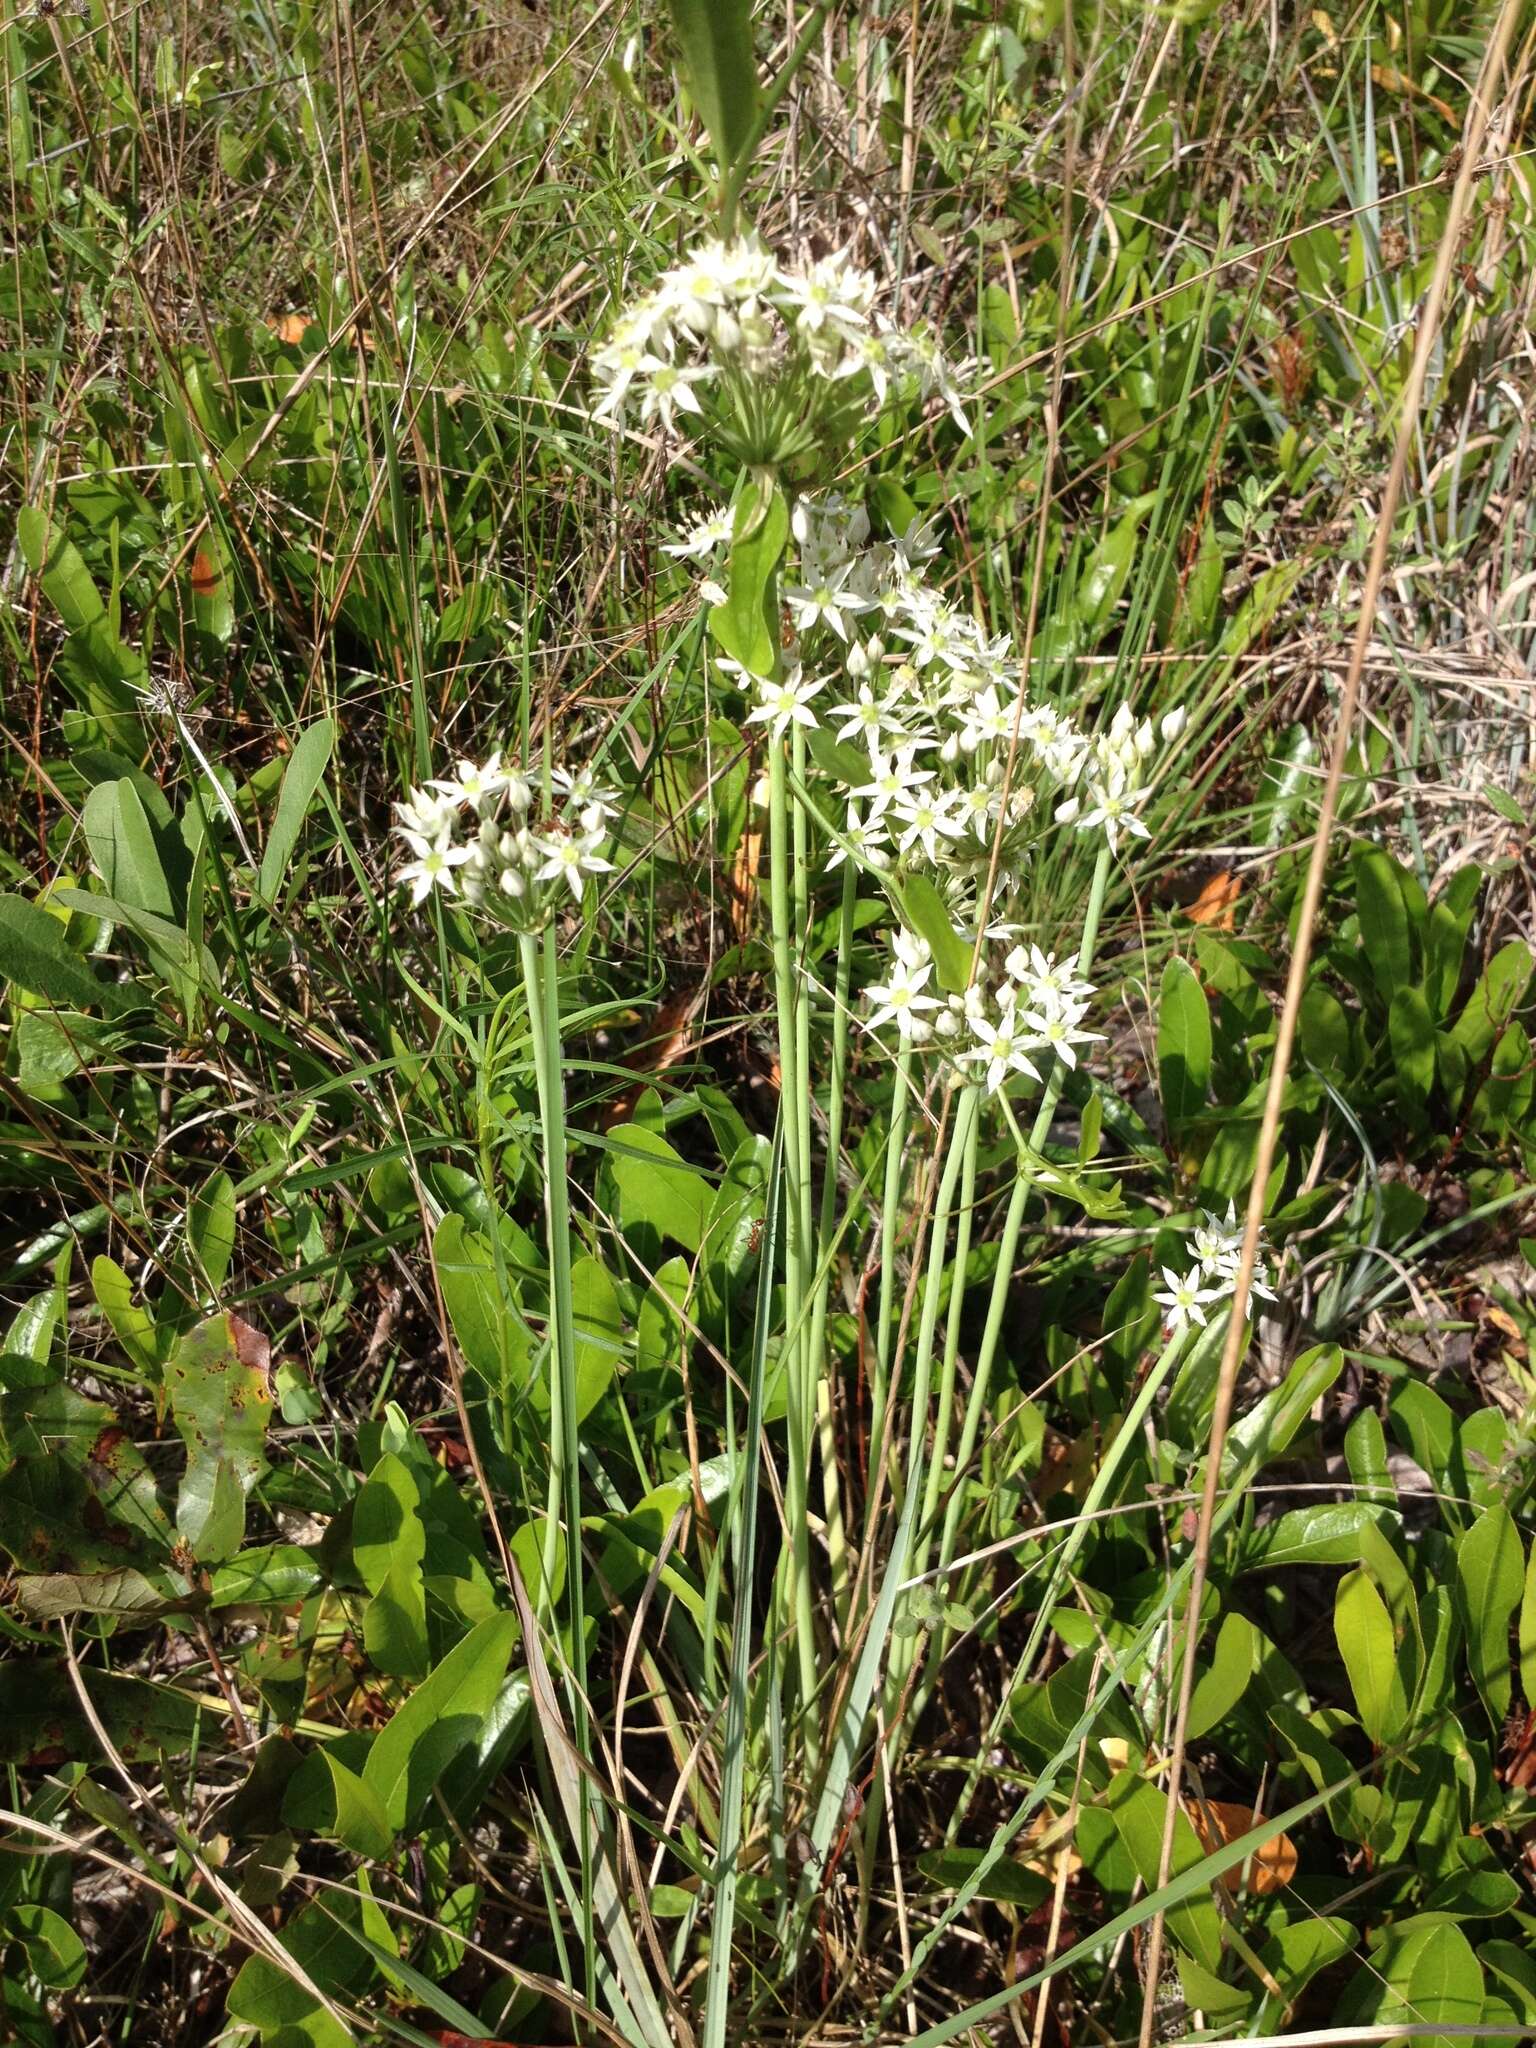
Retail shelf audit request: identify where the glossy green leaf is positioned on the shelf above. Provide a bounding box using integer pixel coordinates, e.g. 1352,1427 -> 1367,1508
362,1610 -> 517,1830
606,1122 -> 710,1252
0,893 -> 129,1013
355,1450 -> 429,1679
1186,1611 -> 1257,1740
667,0 -> 759,175
1237,1501 -> 1393,1573
90,1255 -> 158,1377
10,1904 -> 87,1988
187,1169 -> 236,1295
282,1746 -> 393,1860
1335,1567 -> 1406,1745
259,718 -> 335,900
916,1849 -> 1049,1909
896,871 -> 972,994
1353,847 -> 1412,1002
1451,939 -> 1533,1064
1157,956 -> 1211,1132
710,480 -> 786,678
433,1213 -> 529,1395
1456,1504 -> 1523,1725
1388,985 -> 1435,1124
1104,1768 -> 1223,1971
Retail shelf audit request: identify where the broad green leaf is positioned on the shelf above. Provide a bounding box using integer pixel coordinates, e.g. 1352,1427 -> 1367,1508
606,1122 -> 710,1252
666,0 -> 758,175
164,1312 -> 274,1563
1073,507 -> 1141,641
18,506 -> 106,630
187,1169 -> 236,1295
283,1746 -> 393,1859
90,1255 -> 158,1377
13,1567 -> 191,1621
1225,1341 -> 1341,1473
710,480 -> 786,678
433,1213 -> 530,1395
1256,1917 -> 1354,2025
362,1610 -> 517,1829
1297,982 -> 1351,1071
1388,1378 -> 1457,1490
1186,1612 -> 1257,1740
259,717 -> 335,899
569,1253 -> 625,1422
1344,1408 -> 1394,1504
0,1660 -> 202,1763
1451,939 -> 1532,1064
0,892 -> 129,1012
1104,1768 -> 1224,1971
1456,1504 -> 1523,1725
1520,1538 -> 1536,1712
1388,985 -> 1435,1124
895,871 -> 972,994
355,1451 -> 429,1679
82,779 -> 176,922
1385,1921 -> 1484,2048
1334,1567 -> 1406,1745
916,1849 -> 1049,1910
1352,846 -> 1412,1002
1238,1501 -> 1396,1572
211,1542 -> 324,1609
10,1904 -> 87,1989
1157,957 -> 1211,1133
353,1451 -> 424,1597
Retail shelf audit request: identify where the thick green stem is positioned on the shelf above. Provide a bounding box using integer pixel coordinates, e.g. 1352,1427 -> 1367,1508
866,1042 -> 913,1497
517,927 -> 594,1979
768,741 -> 821,1756
809,860 -> 858,1623
933,844 -> 1115,1574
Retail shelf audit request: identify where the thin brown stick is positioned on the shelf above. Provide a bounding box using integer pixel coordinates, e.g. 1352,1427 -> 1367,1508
1134,9 -> 1525,2040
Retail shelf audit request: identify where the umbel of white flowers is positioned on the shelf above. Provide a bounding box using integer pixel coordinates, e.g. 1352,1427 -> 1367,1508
592,234 -> 969,461
1153,1205 -> 1280,1334
392,754 -> 617,932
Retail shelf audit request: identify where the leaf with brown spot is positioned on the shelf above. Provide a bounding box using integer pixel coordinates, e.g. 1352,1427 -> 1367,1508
165,1313 -> 275,1564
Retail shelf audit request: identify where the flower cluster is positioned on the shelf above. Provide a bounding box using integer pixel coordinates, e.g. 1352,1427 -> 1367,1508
865,926 -> 1101,1096
1153,1207 -> 1279,1334
677,491 -> 1190,895
592,235 -> 969,453
393,753 -> 617,930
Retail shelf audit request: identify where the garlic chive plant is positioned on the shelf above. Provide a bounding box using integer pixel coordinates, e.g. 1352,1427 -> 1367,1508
387,226 -> 1244,1919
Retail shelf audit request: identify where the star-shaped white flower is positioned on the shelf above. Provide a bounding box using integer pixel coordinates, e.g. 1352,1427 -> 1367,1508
865,959 -> 939,1038
746,669 -> 824,740
1153,1265 -> 1221,1334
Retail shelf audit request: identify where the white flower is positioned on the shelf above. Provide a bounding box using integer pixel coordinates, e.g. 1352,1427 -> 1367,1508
746,669 -> 825,740
865,959 -> 939,1038
784,570 -> 871,642
635,357 -> 716,432
1160,705 -> 1189,744
552,765 -> 620,817
851,745 -> 935,817
663,506 -> 734,559
828,804 -> 890,871
964,1010 -> 1042,1095
1005,946 -> 1094,1010
775,251 -> 875,343
1017,996 -> 1102,1070
1075,766 -> 1152,850
395,785 -> 460,842
891,788 -> 963,864
428,754 -> 508,809
829,682 -> 904,752
397,834 -> 474,905
1153,1265 -> 1222,1335
535,831 -> 613,902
